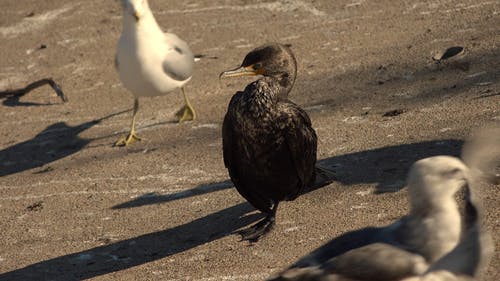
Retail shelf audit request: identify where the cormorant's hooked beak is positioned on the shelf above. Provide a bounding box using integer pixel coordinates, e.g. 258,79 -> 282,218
219,65 -> 261,80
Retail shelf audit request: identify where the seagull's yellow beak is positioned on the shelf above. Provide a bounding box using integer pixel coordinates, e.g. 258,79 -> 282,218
219,65 -> 263,79
133,10 -> 140,21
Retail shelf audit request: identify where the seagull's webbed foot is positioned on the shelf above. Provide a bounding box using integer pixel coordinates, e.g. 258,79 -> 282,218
175,103 -> 196,122
115,97 -> 142,147
238,215 -> 275,242
176,87 -> 197,122
114,131 -> 141,147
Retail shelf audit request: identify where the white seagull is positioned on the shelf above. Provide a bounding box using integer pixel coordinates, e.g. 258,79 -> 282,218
115,0 -> 196,146
268,125 -> 498,281
400,187 -> 493,281
267,156 -> 472,281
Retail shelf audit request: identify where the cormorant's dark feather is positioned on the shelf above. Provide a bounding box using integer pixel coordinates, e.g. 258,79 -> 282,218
221,43 -> 317,240
280,101 -> 317,198
222,83 -> 317,213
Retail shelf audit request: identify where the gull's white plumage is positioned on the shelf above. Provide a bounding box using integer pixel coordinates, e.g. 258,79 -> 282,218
402,156 -> 467,262
115,0 -> 196,146
268,123 -> 500,281
267,156 -> 471,281
117,2 -> 192,96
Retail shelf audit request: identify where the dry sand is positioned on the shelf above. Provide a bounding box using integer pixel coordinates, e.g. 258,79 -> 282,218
0,0 -> 499,280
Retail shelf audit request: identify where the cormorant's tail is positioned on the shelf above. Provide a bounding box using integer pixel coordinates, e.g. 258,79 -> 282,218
315,164 -> 337,182
303,164 -> 336,194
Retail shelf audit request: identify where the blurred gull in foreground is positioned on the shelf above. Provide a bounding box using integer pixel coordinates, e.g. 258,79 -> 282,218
400,187 -> 493,281
462,125 -> 500,184
268,156 -> 469,281
268,125 -> 498,281
115,0 -> 197,146
402,126 -> 498,281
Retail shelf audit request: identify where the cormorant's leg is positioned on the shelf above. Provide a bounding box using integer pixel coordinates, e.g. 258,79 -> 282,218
238,203 -> 279,242
114,97 -> 142,146
175,87 -> 197,122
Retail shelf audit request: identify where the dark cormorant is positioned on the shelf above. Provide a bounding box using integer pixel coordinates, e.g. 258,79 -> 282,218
219,43 -> 317,242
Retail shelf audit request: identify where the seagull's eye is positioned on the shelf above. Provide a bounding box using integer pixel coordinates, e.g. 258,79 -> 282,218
253,63 -> 262,70
442,168 -> 462,179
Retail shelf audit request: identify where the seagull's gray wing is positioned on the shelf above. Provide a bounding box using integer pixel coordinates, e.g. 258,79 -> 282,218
462,125 -> 500,183
288,226 -> 395,269
269,243 -> 428,281
162,33 -> 194,81
401,271 -> 474,281
320,243 -> 428,280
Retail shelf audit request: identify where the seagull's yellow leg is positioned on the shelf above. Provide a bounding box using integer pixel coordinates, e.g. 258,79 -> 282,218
175,87 -> 196,122
115,98 -> 142,146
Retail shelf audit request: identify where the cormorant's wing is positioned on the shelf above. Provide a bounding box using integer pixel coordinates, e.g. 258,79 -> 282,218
222,92 -> 242,171
281,101 -> 317,191
222,92 -> 272,212
162,33 -> 194,81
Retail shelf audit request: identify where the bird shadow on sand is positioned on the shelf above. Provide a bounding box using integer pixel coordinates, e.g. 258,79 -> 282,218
472,91 -> 500,100
316,138 -> 464,194
0,202 -> 261,281
111,180 -> 233,209
0,139 -> 464,280
0,78 -> 68,107
111,138 -> 463,212
0,110 -> 129,177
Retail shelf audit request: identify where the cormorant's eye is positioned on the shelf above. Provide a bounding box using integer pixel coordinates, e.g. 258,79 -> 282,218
253,63 -> 262,70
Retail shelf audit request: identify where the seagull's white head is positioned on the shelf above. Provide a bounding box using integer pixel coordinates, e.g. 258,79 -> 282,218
407,156 -> 470,209
121,0 -> 149,21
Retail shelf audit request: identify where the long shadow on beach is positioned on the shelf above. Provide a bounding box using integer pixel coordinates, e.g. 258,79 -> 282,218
0,110 -> 128,177
0,139 -> 463,280
112,180 -> 234,209
0,78 -> 68,107
317,138 -> 464,193
111,138 -> 464,211
0,202 -> 260,281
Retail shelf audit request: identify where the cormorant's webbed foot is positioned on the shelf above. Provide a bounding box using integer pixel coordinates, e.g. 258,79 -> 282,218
238,215 -> 275,242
